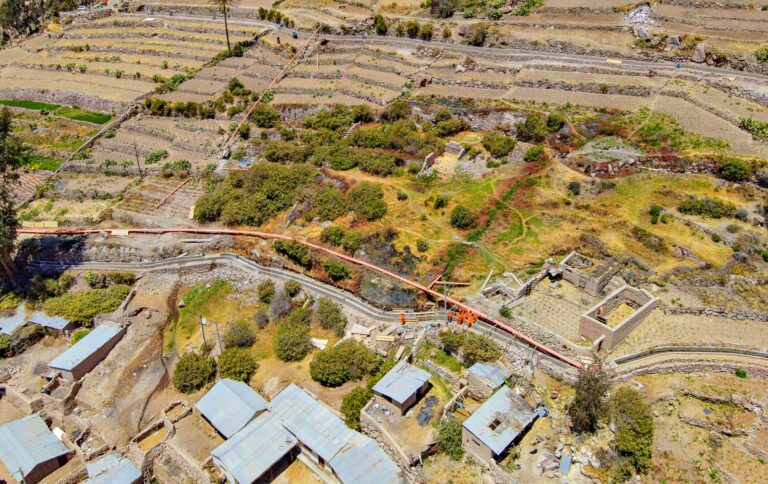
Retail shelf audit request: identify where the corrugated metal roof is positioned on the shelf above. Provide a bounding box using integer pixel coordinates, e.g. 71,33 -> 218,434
372,361 -> 431,405
462,387 -> 541,456
268,383 -> 351,462
85,453 -> 141,484
0,414 -> 69,482
196,379 -> 267,438
0,304 -> 27,336
330,432 -> 402,484
212,412 -> 298,483
29,311 -> 72,331
468,361 -> 511,389
48,324 -> 122,372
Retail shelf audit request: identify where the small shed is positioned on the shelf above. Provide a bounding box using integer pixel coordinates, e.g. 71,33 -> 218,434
462,386 -> 546,464
196,379 -> 267,438
0,305 -> 27,336
48,324 -> 125,380
212,412 -> 299,483
0,414 -> 70,484
467,361 -> 511,400
28,311 -> 75,336
85,453 -> 141,484
372,361 -> 431,414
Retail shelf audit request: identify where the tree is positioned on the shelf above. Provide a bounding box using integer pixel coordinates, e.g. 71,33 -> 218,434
0,0 -> 43,41
209,0 -> 240,52
257,279 -> 275,304
250,103 -> 280,128
253,308 -> 270,329
373,13 -> 388,35
348,182 -> 387,221
450,205 -> 474,229
321,226 -> 345,246
568,366 -> 610,434
386,100 -> 411,121
482,130 -> 516,157
218,347 -> 258,382
312,186 -> 347,221
274,320 -> 311,361
431,0 -> 457,18
439,330 -> 466,354
0,108 -> 26,283
341,386 -> 372,429
223,320 -> 257,348
315,297 -> 347,336
436,419 -> 464,460
310,340 -> 381,387
284,280 -> 301,298
322,259 -> 350,281
269,289 -> 292,320
173,353 -> 217,394
516,114 -> 547,142
610,387 -> 654,479
462,333 -> 500,366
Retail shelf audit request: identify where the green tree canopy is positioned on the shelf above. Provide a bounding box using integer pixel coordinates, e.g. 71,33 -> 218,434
173,352 -> 217,393
218,347 -> 258,382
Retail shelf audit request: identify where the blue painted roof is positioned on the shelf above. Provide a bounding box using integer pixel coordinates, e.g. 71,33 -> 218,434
212,411 -> 298,483
0,414 -> 69,482
0,304 -> 27,335
85,453 -> 141,484
196,379 -> 267,438
462,387 -> 542,456
468,361 -> 511,389
330,432 -> 402,484
372,361 -> 430,405
48,324 -> 122,372
559,454 -> 572,475
29,311 -> 72,331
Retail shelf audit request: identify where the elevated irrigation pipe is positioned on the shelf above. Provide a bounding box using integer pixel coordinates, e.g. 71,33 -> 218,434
19,227 -> 583,369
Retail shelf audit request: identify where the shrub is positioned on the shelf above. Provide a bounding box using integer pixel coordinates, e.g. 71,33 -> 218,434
416,239 -> 429,252
373,13 -> 388,35
431,0 -> 457,17
466,22 -> 488,46
740,116 -> 768,140
173,353 -> 216,393
284,280 -> 302,298
462,333 -> 500,366
610,387 -> 654,478
70,328 -> 92,345
342,231 -> 364,252
756,44 -> 768,63
397,190 -> 408,201
223,320 -> 257,349
717,158 -> 752,182
516,114 -> 547,142
274,240 -> 312,268
257,279 -> 275,304
405,19 -> 420,38
433,195 -> 448,209
348,182 -> 387,221
439,330 -> 466,354
649,204 -> 662,224
310,339 -> 381,387
253,309 -> 270,329
218,348 -> 258,382
274,320 -> 311,361
546,112 -> 565,132
0,335 -> 10,358
567,181 -> 581,196
315,297 -> 347,336
435,118 -> 469,137
419,22 -> 434,40
84,272 -> 109,289
341,386 -> 372,429
323,259 -> 351,281
758,172 -> 768,188
436,419 -> 465,460
312,186 -> 347,221
145,149 -> 169,165
678,196 -> 737,219
44,284 -> 131,326
499,305 -> 511,318
523,145 -> 545,162
109,272 -> 136,286
360,154 -> 397,176
568,366 -> 610,434
450,205 -> 474,229
482,130 -> 516,157
386,100 -> 411,121
269,290 -> 292,320
250,104 -> 280,128
735,367 -> 748,378
321,226 -> 345,246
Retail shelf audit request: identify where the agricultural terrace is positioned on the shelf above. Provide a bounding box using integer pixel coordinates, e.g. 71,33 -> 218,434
0,15 -> 267,112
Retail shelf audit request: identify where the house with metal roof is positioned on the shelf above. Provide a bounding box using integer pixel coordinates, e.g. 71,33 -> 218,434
212,384 -> 403,484
196,379 -> 267,438
372,360 -> 431,414
48,324 -> 125,380
0,414 -> 70,484
462,386 -> 546,464
467,361 -> 512,400
28,311 -> 75,336
84,453 -> 141,484
0,305 -> 27,336
212,411 -> 299,483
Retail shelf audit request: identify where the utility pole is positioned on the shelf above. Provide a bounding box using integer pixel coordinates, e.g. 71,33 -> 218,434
212,320 -> 223,353
199,316 -> 208,352
133,140 -> 143,179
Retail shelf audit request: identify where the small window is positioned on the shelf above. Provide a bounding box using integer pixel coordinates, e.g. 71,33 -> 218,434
489,418 -> 502,431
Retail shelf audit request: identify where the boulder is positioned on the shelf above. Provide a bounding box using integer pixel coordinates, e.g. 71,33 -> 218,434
634,27 -> 651,41
692,43 -> 708,63
557,123 -> 572,140
666,35 -> 681,47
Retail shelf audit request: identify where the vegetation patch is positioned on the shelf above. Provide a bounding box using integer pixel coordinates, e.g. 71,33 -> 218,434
44,284 -> 131,326
0,100 -> 112,125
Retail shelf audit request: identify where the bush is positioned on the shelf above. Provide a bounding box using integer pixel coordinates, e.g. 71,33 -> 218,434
274,240 -> 312,268
740,116 -> 768,140
386,100 -> 411,121
735,367 -> 748,378
523,145 -> 545,162
435,118 -> 469,137
466,22 -> 488,46
416,239 -> 429,252
145,149 -> 169,164
450,205 -> 474,229
0,335 -> 10,358
269,290 -> 292,320
439,330 -> 466,354
360,154 -> 397,176
431,0 -> 457,18
397,190 -> 408,201
436,419 -> 465,460
717,158 -> 752,182
341,386 -> 372,429
499,305 -> 511,318
546,112 -> 565,132
462,333 -> 500,366
756,44 -> 768,63
567,181 -> 581,196
223,320 -> 257,349
678,196 -> 737,219
321,226 -> 345,246
649,204 -> 662,224
315,297 -> 347,336
310,340 -> 381,386
373,13 -> 388,35
257,279 -> 275,304
250,104 -> 280,128
109,272 -> 136,286
323,259 -> 351,281
348,182 -> 387,221
44,284 -> 131,326
758,172 -> 768,188
342,231 -> 364,252
568,366 -> 610,434
312,186 -> 347,221
70,328 -> 92,345
274,320 -> 311,361
516,114 -> 547,142
253,309 -> 270,329
84,272 -> 109,289
433,195 -> 448,209
173,353 -> 217,393
610,387 -> 654,478
482,130 -> 516,157
284,280 -> 302,298
218,347 -> 258,382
